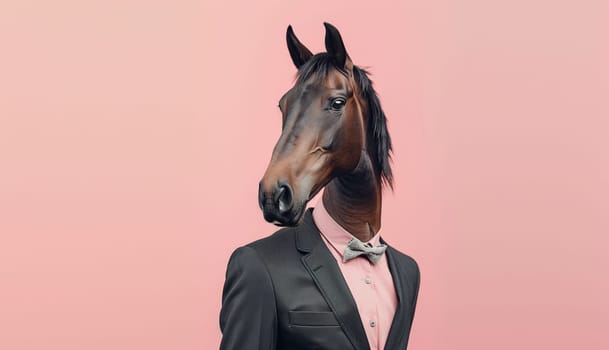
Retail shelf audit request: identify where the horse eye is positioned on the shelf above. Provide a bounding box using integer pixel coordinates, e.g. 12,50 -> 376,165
330,98 -> 346,110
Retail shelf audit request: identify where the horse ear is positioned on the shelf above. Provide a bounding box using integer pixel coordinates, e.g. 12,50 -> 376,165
286,25 -> 313,69
323,22 -> 352,71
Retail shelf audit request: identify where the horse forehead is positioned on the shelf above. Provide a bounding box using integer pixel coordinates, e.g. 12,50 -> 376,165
295,69 -> 349,92
284,71 -> 351,106
323,70 -> 350,90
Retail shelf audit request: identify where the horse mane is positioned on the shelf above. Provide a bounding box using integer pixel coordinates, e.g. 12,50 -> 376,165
296,54 -> 394,189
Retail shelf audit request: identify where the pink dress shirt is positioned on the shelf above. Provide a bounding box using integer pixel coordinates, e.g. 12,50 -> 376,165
312,200 -> 398,350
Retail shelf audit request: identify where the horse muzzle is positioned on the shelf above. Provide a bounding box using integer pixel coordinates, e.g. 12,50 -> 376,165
258,180 -> 303,226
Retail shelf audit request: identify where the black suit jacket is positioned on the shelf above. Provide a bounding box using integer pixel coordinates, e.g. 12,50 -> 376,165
219,208 -> 420,350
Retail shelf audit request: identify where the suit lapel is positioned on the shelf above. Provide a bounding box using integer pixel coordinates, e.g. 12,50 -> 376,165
383,245 -> 408,350
297,209 -> 370,350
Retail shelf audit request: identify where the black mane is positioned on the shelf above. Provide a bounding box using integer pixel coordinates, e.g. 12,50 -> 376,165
296,54 -> 394,189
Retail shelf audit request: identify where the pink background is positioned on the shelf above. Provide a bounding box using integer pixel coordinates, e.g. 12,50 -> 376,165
1,0 -> 608,349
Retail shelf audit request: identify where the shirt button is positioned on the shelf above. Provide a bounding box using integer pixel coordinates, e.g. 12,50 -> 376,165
364,277 -> 372,284
370,320 -> 376,327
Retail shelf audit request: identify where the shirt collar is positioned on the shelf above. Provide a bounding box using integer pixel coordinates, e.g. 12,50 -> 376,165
312,197 -> 381,257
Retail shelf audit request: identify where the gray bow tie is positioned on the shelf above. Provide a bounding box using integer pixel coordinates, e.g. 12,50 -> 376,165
343,237 -> 388,264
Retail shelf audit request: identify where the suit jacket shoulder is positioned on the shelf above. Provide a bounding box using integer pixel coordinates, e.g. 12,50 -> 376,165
386,245 -> 419,277
383,243 -> 420,308
246,226 -> 297,253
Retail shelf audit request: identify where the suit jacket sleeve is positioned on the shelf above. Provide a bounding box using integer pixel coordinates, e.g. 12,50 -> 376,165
219,246 -> 277,350
406,259 -> 421,347
411,260 -> 420,316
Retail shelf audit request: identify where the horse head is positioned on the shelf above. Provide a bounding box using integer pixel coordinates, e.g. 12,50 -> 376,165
259,23 -> 392,227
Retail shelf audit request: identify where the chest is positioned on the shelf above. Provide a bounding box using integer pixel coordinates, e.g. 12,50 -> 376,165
268,256 -> 398,350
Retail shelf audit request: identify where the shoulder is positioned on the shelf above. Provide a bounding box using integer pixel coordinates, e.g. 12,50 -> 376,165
224,245 -> 268,281
385,245 -> 421,305
242,225 -> 299,257
386,244 -> 420,279
226,226 -> 299,267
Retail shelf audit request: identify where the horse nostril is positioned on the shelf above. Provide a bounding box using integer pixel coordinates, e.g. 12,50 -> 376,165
274,183 -> 293,214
